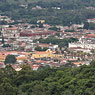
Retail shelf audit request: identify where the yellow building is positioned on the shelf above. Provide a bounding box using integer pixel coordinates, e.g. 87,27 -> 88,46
37,20 -> 45,24
0,51 -> 32,62
32,49 -> 63,58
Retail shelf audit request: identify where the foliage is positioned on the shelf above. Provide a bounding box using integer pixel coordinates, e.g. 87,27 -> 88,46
2,44 -> 11,47
90,60 -> 95,65
1,0 -> 95,25
65,29 -> 76,32
1,36 -> 5,44
0,63 -> 95,95
49,27 -> 60,31
84,22 -> 95,30
35,46 -> 48,51
38,22 -> 43,28
0,21 -> 8,25
4,55 -> 17,65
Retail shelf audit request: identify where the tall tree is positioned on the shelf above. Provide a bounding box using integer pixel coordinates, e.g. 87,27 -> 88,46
1,35 -> 5,45
4,55 -> 17,65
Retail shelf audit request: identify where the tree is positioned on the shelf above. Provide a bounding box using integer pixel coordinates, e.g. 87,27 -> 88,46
42,47 -> 48,51
0,78 -> 17,95
0,21 -> 7,25
35,46 -> 42,51
84,22 -> 95,30
15,65 -> 36,86
49,27 -> 60,31
3,44 -> 11,48
31,85 -> 46,95
38,22 -> 43,28
4,55 -> 17,65
1,35 -> 5,45
38,65 -> 50,71
3,65 -> 17,80
90,60 -> 95,65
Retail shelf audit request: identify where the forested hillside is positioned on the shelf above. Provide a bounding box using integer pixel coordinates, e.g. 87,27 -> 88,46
0,0 -> 95,25
0,64 -> 95,95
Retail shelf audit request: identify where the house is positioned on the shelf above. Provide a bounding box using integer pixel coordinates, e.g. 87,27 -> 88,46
0,51 -> 32,62
32,49 -> 63,58
32,49 -> 53,58
0,62 -> 5,68
86,34 -> 95,38
30,64 -> 40,70
87,18 -> 95,23
20,30 -> 56,37
12,65 -> 22,71
36,43 -> 58,50
2,27 -> 20,38
32,6 -> 42,10
72,61 -> 90,67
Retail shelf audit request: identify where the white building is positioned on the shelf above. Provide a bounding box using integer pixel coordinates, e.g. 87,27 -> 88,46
87,18 -> 95,23
69,37 -> 95,49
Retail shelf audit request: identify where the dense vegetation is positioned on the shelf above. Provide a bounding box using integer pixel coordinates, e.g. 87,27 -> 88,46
0,63 -> 95,95
84,22 -> 95,30
1,0 -> 95,25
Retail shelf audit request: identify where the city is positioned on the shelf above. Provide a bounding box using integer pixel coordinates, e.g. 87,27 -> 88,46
0,0 -> 95,95
0,15 -> 95,70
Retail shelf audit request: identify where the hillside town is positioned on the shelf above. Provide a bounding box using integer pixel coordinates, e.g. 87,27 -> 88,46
1,0 -> 95,95
0,15 -> 95,71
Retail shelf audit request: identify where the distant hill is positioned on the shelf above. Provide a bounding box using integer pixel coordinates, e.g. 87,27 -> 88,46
1,0 -> 95,7
0,0 -> 95,25
2,0 -> 95,4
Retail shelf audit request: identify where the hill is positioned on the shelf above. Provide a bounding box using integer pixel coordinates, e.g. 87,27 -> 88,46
0,0 -> 95,25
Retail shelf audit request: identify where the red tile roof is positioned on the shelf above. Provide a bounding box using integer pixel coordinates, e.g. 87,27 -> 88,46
7,27 -> 18,30
30,64 -> 40,68
88,34 -> 95,37
88,18 -> 95,20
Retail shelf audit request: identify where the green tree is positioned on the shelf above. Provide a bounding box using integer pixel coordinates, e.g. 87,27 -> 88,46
0,78 -> 17,95
15,65 -> 36,86
84,22 -> 95,30
38,22 -> 43,28
49,27 -> 60,31
0,21 -> 7,25
4,55 -> 17,65
90,60 -> 95,65
35,46 -> 42,51
31,85 -> 46,95
1,35 -> 5,45
3,44 -> 11,47
42,47 -> 48,51
3,65 -> 17,80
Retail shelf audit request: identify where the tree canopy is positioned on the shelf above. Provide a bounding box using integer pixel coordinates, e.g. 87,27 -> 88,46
0,0 -> 95,25
4,55 -> 17,65
84,22 -> 95,30
0,63 -> 95,95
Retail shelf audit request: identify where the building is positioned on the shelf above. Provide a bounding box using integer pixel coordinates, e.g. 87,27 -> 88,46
2,27 -> 20,39
32,49 -> 63,58
20,30 -> 56,37
86,34 -> 95,38
87,18 -> 95,23
0,51 -> 32,62
69,37 -> 95,50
